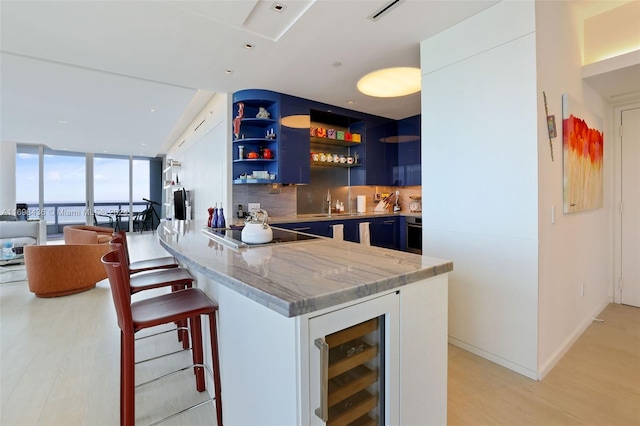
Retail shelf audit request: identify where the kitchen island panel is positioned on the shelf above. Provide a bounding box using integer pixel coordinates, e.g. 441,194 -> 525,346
157,219 -> 451,425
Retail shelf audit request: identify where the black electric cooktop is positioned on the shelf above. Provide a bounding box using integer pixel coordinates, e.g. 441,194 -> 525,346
203,226 -> 320,249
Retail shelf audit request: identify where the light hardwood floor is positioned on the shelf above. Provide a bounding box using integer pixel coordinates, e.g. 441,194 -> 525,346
1,232 -> 638,425
0,233 -> 216,425
448,303 -> 640,426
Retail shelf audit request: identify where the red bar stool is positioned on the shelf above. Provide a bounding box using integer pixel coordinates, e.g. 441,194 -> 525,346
102,249 -> 223,426
109,236 -> 194,348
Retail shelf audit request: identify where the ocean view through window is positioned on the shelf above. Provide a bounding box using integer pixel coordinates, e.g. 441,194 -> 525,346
16,145 -> 157,235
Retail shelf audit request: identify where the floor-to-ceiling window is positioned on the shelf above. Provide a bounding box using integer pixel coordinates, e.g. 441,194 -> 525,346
16,145 -> 160,237
132,158 -> 151,204
44,148 -> 86,233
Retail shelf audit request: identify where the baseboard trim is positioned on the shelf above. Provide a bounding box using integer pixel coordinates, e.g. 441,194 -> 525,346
537,299 -> 611,380
448,336 -> 538,380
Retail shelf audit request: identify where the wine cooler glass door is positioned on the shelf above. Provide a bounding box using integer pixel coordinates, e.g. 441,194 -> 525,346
308,292 -> 399,425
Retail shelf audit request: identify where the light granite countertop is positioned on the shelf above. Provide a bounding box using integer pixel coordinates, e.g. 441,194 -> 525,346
158,219 -> 451,318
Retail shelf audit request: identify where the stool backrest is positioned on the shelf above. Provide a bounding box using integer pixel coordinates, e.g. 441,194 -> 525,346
110,232 -> 132,267
101,248 -> 134,333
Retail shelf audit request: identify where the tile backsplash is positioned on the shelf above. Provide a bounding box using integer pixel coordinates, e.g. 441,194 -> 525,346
232,184 -> 421,222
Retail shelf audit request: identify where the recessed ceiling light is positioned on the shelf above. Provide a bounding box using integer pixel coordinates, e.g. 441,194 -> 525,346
347,100 -> 355,104
58,120 -> 67,124
244,43 -> 255,50
272,2 -> 286,13
141,143 -> 147,146
225,69 -> 233,74
333,61 -> 342,67
357,67 -> 421,97
149,108 -> 156,113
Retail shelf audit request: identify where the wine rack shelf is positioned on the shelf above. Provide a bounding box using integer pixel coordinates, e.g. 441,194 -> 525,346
323,317 -> 380,425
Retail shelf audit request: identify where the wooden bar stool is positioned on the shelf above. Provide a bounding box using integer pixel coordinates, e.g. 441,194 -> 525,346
102,249 -> 223,426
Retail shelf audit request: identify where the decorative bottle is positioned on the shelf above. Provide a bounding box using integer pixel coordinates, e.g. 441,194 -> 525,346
207,207 -> 214,227
212,203 -> 219,229
216,206 -> 226,229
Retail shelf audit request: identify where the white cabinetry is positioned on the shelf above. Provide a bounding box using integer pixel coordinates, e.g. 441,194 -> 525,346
163,160 -> 181,220
217,274 -> 448,425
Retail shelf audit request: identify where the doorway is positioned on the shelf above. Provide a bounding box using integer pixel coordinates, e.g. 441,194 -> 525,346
615,103 -> 640,307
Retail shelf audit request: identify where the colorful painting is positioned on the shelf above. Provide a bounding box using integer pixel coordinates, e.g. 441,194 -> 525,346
562,94 -> 604,213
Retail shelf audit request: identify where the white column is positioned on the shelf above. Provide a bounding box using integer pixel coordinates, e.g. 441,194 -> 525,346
0,141 -> 17,215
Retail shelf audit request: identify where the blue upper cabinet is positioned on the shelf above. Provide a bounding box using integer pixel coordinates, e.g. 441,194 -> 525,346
364,117 -> 399,186
280,97 -> 311,184
396,114 -> 421,186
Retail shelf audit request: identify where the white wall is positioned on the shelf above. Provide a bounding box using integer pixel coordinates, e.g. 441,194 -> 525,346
164,93 -> 232,397
165,93 -> 232,221
421,0 -> 540,379
535,1 -> 612,378
0,141 -> 17,214
420,0 -> 615,380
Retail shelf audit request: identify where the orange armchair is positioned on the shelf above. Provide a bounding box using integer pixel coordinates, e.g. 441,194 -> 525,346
63,225 -> 114,244
25,244 -> 111,297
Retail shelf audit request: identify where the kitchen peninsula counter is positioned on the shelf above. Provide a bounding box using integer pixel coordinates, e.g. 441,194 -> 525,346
157,219 -> 451,425
157,219 -> 450,318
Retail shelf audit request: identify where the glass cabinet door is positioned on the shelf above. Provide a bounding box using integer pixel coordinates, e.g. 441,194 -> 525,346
308,292 -> 399,426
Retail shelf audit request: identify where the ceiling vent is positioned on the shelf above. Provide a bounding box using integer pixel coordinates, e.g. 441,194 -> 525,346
367,0 -> 405,22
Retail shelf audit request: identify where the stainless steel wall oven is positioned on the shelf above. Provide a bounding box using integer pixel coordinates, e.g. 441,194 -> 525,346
406,216 -> 422,254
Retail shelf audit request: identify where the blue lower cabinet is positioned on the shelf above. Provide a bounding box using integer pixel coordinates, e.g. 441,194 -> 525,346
368,217 -> 400,250
276,216 -> 405,251
275,222 -> 316,234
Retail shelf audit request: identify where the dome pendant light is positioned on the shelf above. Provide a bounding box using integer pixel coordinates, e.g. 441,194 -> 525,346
357,67 -> 421,97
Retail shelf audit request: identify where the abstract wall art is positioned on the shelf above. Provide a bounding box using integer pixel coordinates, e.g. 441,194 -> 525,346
562,93 -> 604,213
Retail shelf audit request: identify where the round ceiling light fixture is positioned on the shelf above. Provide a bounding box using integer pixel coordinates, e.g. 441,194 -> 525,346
357,67 -> 421,97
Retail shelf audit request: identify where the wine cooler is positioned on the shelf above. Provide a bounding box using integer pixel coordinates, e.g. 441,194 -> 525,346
310,292 -> 399,425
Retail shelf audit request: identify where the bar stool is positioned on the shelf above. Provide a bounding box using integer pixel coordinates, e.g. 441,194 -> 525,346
102,249 -> 223,426
109,237 -> 194,348
113,230 -> 179,274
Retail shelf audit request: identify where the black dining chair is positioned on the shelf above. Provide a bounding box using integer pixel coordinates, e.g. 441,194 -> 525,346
133,208 -> 154,233
93,213 -> 115,229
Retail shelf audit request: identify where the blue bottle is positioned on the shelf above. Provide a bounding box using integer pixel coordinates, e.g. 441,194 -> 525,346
216,207 -> 226,229
212,203 -> 219,229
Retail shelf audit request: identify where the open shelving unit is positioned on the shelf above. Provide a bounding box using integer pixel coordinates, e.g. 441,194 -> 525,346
163,160 -> 181,219
231,92 -> 280,184
310,109 -> 365,172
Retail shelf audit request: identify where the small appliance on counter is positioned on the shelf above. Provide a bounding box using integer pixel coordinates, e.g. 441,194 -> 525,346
393,190 -> 401,212
241,209 -> 273,244
409,196 -> 422,212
